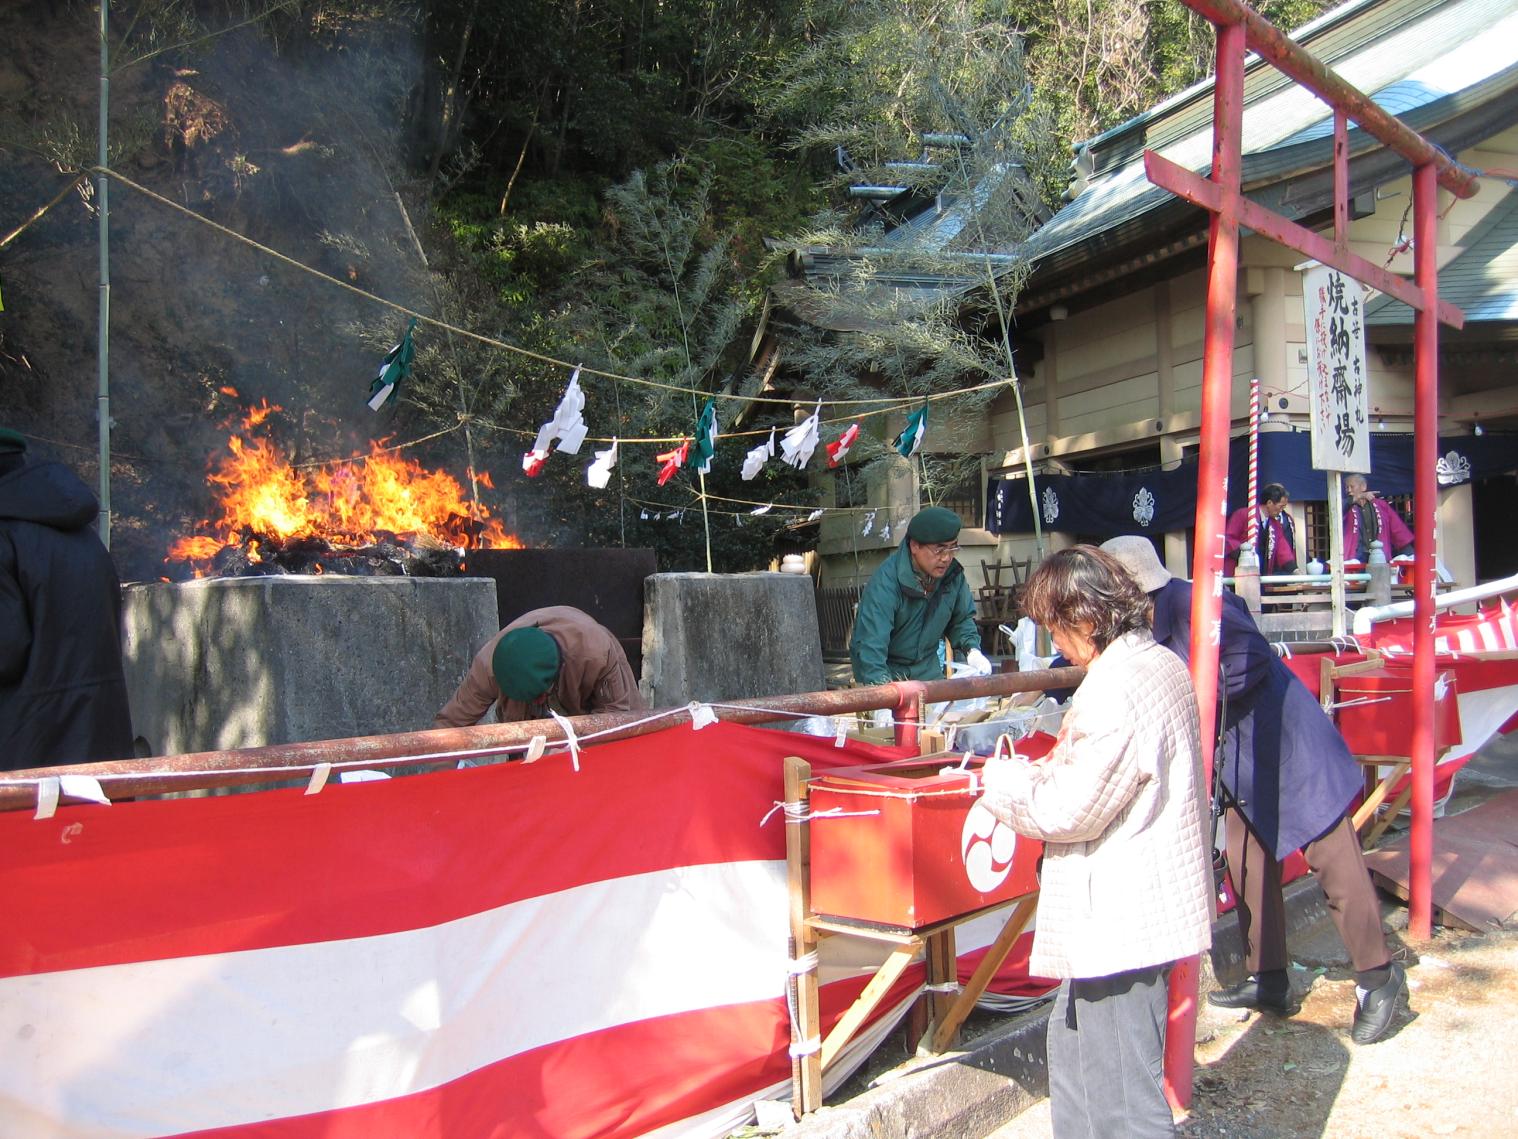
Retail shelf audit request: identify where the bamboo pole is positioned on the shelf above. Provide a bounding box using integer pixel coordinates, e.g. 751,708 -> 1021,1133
96,0 -> 112,545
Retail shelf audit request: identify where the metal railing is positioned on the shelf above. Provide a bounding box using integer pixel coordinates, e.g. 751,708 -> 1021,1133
1351,570 -> 1518,636
0,666 -> 1085,813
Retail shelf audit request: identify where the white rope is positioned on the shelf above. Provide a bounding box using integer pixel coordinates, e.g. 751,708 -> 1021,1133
1327,695 -> 1396,710
759,799 -> 882,826
705,701 -> 828,722
806,805 -> 883,820
787,952 -> 820,976
0,704 -> 707,799
811,783 -> 978,802
788,1036 -> 822,1058
0,697 -> 914,806
924,981 -> 961,994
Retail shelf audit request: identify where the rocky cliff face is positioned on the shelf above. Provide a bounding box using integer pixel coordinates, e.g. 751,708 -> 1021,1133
0,5 -> 451,582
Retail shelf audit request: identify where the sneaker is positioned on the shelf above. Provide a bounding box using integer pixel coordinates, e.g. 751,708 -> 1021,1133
1351,961 -> 1406,1044
1206,975 -> 1300,1016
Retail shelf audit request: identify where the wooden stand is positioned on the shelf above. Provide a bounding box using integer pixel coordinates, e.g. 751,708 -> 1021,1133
1350,755 -> 1414,847
1319,653 -> 1449,849
783,755 -> 1040,1117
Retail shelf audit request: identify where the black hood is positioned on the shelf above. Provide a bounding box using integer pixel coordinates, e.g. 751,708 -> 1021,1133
0,460 -> 98,530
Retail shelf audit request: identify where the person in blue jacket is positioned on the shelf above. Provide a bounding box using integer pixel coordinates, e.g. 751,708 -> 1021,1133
1099,536 -> 1406,1045
849,507 -> 990,698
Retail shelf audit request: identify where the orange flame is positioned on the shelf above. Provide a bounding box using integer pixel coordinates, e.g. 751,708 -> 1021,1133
168,401 -> 522,573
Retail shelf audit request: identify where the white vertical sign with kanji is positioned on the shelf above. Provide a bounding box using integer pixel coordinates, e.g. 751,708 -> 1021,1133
1303,264 -> 1370,473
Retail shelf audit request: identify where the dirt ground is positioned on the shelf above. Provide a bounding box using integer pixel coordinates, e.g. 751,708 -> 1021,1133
988,738 -> 1518,1139
988,920 -> 1518,1139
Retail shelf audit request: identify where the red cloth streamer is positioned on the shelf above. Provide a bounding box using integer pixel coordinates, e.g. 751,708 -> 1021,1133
655,440 -> 690,486
826,423 -> 861,468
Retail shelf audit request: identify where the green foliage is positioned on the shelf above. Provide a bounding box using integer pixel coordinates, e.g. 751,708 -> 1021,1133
763,0 -> 1045,523
435,184 -> 597,306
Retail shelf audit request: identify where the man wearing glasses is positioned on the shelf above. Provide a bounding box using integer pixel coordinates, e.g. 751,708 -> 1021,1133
849,507 -> 990,719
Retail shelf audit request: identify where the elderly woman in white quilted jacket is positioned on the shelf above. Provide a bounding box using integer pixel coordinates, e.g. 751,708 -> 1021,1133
979,545 -> 1213,1138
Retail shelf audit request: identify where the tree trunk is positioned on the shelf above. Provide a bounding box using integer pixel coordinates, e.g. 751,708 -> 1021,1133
427,0 -> 478,194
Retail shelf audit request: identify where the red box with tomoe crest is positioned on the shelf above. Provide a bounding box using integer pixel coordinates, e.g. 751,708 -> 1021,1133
806,755 -> 1042,930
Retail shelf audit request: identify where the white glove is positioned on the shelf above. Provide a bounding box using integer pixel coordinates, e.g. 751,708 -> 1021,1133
871,708 -> 893,730
965,648 -> 993,676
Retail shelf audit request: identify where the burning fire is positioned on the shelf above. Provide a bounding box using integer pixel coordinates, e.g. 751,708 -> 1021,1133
168,397 -> 520,575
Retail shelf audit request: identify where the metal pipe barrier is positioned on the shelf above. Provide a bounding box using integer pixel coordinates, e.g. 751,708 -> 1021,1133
0,666 -> 1085,813
1352,570 -> 1518,637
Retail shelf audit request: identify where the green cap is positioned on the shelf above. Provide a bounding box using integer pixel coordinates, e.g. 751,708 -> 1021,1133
906,506 -> 962,544
0,428 -> 27,454
492,626 -> 562,702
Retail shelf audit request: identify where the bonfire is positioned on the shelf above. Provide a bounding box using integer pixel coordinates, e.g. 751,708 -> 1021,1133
166,394 -> 520,578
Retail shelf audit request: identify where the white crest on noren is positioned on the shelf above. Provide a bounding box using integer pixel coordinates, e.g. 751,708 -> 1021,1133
1041,487 -> 1060,526
1436,450 -> 1471,486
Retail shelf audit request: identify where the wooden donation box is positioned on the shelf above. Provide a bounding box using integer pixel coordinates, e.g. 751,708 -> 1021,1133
1336,666 -> 1461,757
808,757 -> 1042,929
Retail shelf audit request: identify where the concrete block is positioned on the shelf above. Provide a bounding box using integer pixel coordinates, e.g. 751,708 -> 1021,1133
786,1012 -> 1049,1139
639,573 -> 825,709
122,576 -> 499,755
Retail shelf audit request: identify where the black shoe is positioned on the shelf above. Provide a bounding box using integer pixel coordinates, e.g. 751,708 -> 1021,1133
1207,975 -> 1299,1016
1351,962 -> 1406,1044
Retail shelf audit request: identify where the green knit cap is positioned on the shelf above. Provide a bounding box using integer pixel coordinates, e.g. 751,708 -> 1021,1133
906,506 -> 962,544
492,627 -> 561,702
0,427 -> 27,454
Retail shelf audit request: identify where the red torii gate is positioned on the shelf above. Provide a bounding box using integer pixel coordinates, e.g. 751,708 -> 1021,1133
1143,0 -> 1475,1108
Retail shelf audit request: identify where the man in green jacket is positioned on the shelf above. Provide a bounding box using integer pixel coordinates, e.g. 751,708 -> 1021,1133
849,507 -> 989,703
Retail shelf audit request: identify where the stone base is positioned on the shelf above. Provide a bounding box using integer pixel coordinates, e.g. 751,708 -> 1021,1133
639,572 -> 825,709
122,576 -> 499,756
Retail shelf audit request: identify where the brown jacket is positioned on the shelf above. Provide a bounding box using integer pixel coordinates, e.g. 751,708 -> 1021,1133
434,605 -> 644,727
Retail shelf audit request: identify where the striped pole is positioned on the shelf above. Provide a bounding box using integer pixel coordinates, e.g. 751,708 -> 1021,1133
1246,375 -> 1260,546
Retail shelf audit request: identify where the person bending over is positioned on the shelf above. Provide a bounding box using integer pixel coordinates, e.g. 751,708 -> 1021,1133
435,605 -> 643,726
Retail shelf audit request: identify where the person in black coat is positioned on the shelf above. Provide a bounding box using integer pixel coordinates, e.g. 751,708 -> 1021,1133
1098,536 -> 1407,1045
0,428 -> 133,770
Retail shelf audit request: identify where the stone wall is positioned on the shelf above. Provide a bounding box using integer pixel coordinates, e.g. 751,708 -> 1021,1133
639,573 -> 825,709
122,576 -> 499,755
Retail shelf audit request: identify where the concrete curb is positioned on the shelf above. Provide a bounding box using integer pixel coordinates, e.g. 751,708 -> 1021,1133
782,875 -> 1336,1139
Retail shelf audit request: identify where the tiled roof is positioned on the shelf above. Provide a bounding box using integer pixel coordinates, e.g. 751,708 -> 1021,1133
1020,0 -> 1518,287
1366,187 -> 1518,324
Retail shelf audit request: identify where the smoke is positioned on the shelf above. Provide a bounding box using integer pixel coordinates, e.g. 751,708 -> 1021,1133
0,5 -> 465,583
